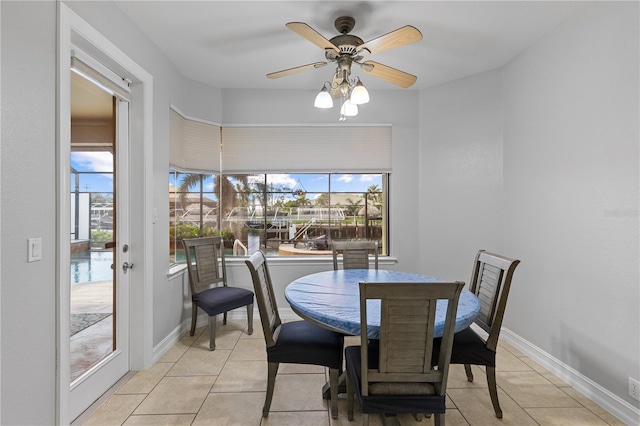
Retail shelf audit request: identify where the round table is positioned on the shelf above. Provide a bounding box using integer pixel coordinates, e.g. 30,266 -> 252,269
285,269 -> 481,339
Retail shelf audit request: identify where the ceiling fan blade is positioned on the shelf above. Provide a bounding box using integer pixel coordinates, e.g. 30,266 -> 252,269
286,22 -> 340,53
267,62 -> 327,79
360,61 -> 417,88
356,25 -> 422,56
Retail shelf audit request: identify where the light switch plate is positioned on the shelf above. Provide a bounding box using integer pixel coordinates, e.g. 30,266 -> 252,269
28,238 -> 42,262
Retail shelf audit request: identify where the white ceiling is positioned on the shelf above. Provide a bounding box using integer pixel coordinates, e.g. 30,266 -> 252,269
113,1 -> 587,92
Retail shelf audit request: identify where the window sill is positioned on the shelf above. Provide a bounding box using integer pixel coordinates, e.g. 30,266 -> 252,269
224,255 -> 398,267
167,263 -> 187,279
168,256 -> 397,274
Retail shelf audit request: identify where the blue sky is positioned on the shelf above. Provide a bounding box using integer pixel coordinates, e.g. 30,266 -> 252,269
73,151 -> 383,196
71,152 -> 114,194
169,173 -> 382,196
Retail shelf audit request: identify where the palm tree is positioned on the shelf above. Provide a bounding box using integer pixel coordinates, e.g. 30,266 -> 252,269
366,184 -> 382,207
177,173 -> 240,232
344,198 -> 363,223
315,193 -> 330,207
344,197 -> 363,217
344,198 -> 363,237
176,173 -> 201,210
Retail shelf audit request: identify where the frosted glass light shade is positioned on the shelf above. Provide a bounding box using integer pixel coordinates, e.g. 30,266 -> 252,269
350,81 -> 370,105
340,99 -> 358,117
314,89 -> 333,108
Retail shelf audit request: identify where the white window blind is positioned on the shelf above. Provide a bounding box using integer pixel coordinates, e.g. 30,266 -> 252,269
169,108 -> 221,173
221,125 -> 392,173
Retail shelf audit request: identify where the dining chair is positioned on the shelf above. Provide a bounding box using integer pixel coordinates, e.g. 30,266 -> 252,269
182,236 -> 254,350
332,239 -> 379,270
434,250 -> 520,418
245,251 -> 344,419
346,280 -> 465,426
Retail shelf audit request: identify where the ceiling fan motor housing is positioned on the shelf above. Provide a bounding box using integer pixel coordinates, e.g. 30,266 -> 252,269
334,16 -> 356,34
329,34 -> 364,55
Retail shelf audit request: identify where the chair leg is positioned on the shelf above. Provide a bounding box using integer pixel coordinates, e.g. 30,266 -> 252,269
486,366 -> 503,418
434,413 -> 445,426
346,374 -> 354,421
329,368 -> 339,419
223,311 -> 228,325
190,305 -> 197,336
382,414 -> 398,426
246,304 -> 254,335
464,364 -> 474,382
208,315 -> 216,350
263,362 -> 279,417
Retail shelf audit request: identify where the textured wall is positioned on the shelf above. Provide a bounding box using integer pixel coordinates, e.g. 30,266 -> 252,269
503,1 -> 639,408
1,2 -> 58,424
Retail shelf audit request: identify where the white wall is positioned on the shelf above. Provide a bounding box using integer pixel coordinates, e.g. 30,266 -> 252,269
418,69 -> 505,283
1,3 -> 58,424
502,1 -> 639,410
418,2 -> 639,419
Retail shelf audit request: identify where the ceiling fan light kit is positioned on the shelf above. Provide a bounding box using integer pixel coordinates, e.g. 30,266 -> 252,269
314,82 -> 334,108
350,79 -> 370,104
267,16 -> 422,121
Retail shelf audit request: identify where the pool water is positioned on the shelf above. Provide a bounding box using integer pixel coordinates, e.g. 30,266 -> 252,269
71,251 -> 114,284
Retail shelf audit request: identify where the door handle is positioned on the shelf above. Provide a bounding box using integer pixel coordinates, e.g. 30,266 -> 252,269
122,261 -> 134,273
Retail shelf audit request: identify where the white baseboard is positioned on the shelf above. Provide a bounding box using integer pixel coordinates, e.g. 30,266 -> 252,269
152,321 -> 185,364
501,328 -> 640,426
152,307 -> 300,363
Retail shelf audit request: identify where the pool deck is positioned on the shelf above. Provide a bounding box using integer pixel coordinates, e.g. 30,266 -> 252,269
70,280 -> 113,382
71,280 -> 113,313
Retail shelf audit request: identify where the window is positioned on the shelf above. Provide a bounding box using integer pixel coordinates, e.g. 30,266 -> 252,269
169,110 -> 391,263
169,171 -> 219,263
169,171 -> 388,261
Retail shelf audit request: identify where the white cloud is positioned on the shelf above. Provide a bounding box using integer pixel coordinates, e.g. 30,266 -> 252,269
267,174 -> 297,187
71,152 -> 113,176
336,174 -> 353,183
359,174 -> 376,182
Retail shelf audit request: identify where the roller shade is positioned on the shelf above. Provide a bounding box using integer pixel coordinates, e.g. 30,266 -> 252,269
221,125 -> 391,173
169,108 -> 221,173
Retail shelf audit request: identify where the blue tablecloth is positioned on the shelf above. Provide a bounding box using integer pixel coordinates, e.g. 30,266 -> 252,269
285,269 -> 480,339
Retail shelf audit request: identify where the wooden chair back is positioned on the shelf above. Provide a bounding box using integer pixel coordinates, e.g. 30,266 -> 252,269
332,240 -> 379,270
245,251 -> 282,348
469,250 -> 520,351
359,281 -> 464,397
182,236 -> 227,295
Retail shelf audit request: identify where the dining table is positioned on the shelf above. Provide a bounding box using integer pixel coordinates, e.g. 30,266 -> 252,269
284,269 -> 481,401
285,269 -> 481,339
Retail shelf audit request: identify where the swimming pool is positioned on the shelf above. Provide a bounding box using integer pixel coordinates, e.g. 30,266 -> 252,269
71,251 -> 114,284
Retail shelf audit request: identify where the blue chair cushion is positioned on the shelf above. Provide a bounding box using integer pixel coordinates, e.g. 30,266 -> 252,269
192,286 -> 254,317
267,321 -> 343,369
345,345 -> 446,415
433,327 -> 496,367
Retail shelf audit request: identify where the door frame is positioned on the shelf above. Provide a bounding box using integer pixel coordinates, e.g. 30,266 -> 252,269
57,4 -> 154,424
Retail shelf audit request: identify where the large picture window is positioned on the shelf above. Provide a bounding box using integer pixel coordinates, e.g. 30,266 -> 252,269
169,108 -> 391,263
169,171 -> 388,262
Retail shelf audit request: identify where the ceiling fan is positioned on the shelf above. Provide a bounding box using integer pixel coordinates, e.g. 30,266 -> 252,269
267,16 -> 423,92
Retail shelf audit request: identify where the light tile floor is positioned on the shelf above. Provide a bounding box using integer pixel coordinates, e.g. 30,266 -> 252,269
75,319 -> 627,426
